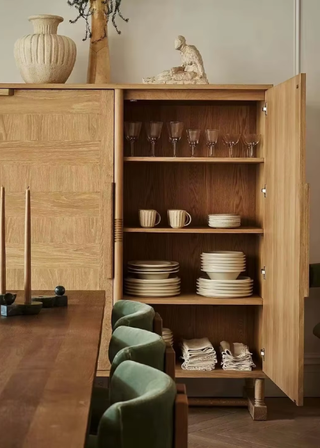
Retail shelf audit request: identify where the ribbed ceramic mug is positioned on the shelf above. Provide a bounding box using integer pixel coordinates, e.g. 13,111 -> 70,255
167,210 -> 192,228
139,209 -> 161,228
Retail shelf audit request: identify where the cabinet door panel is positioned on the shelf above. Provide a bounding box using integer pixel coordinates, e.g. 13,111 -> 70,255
263,74 -> 308,405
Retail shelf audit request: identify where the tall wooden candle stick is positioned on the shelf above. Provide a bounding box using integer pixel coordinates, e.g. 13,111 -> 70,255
0,186 -> 6,295
24,187 -> 31,305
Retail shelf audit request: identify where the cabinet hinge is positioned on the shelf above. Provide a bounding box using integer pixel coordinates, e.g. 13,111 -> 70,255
262,103 -> 267,115
261,266 -> 266,280
260,348 -> 265,361
261,185 -> 267,198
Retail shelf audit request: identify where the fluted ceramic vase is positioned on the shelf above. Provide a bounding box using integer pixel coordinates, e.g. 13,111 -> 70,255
14,15 -> 77,83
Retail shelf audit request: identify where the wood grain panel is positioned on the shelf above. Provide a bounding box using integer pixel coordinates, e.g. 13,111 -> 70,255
6,218 -> 100,244
0,165 -> 101,192
0,291 -> 104,448
124,101 -> 257,158
7,269 -> 101,290
5,193 -> 100,217
0,142 -> 100,164
6,243 -> 100,268
263,74 -> 307,405
0,90 -> 101,114
0,114 -> 101,141
0,88 -> 13,96
125,90 -> 266,101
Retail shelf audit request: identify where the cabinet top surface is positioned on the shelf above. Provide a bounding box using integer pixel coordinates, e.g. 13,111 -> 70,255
0,83 -> 273,91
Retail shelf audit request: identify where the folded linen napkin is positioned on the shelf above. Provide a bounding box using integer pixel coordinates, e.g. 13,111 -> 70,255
220,341 -> 255,371
181,338 -> 217,371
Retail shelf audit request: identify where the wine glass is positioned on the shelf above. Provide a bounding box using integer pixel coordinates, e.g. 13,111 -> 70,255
145,122 -> 163,157
222,133 -> 241,158
243,134 -> 261,158
125,122 -> 142,157
167,121 -> 184,157
186,129 -> 201,157
205,129 -> 219,157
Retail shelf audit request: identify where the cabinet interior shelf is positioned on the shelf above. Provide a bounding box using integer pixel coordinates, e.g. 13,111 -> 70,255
124,294 -> 263,306
124,226 -> 264,234
124,157 -> 264,163
175,361 -> 265,379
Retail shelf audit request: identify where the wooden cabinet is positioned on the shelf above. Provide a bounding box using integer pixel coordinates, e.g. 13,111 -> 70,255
113,75 -> 309,408
0,77 -> 309,410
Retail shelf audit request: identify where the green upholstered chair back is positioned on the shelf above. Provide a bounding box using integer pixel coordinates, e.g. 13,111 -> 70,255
112,300 -> 155,332
97,361 -> 176,448
109,326 -> 166,378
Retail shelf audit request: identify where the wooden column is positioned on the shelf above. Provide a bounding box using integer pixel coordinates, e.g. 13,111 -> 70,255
247,378 -> 267,420
24,188 -> 31,305
87,0 -> 111,83
0,187 -> 5,294
113,89 -> 123,302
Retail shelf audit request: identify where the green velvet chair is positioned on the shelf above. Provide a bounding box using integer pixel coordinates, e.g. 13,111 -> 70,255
87,361 -> 188,448
91,325 -> 174,434
112,300 -> 156,332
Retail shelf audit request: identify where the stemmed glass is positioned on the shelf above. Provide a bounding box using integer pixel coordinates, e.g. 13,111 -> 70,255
186,129 -> 201,157
124,122 -> 142,157
243,134 -> 261,158
167,121 -> 184,157
222,133 -> 241,158
145,122 -> 163,157
205,129 -> 219,157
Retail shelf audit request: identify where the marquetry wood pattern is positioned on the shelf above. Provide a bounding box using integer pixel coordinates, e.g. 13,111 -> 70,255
0,89 -> 114,372
263,75 -> 307,406
188,399 -> 320,448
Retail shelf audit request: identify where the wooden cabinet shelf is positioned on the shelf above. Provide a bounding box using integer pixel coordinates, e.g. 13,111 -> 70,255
124,226 -> 264,234
124,294 -> 263,306
124,157 -> 264,164
175,362 -> 265,379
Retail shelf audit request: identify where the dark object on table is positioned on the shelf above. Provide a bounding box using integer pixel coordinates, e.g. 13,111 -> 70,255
0,293 -> 16,306
32,286 -> 68,308
1,301 -> 42,317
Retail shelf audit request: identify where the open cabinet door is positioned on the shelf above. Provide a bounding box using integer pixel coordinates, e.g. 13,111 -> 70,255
263,74 -> 309,405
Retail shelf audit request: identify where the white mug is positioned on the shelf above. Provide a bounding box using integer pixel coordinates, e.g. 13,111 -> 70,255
167,210 -> 192,228
139,209 -> 161,228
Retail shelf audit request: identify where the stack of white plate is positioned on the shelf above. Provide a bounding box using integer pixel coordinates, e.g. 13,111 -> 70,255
197,276 -> 253,298
124,277 -> 181,297
162,328 -> 174,346
208,214 -> 241,228
201,251 -> 246,280
127,260 -> 179,280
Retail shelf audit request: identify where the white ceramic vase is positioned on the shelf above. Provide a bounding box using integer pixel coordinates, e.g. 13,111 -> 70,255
14,15 -> 77,84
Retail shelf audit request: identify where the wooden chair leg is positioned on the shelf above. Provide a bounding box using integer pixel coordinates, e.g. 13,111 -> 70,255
246,378 -> 267,421
174,387 -> 188,448
165,345 -> 176,380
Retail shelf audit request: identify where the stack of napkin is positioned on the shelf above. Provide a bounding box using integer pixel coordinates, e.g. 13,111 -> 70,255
181,338 -> 217,371
220,341 -> 255,371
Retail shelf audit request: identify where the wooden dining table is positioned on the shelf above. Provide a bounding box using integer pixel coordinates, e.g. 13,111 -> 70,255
0,291 -> 105,448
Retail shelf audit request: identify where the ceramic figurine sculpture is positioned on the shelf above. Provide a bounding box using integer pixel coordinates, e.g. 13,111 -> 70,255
14,15 -> 77,84
143,35 -> 209,85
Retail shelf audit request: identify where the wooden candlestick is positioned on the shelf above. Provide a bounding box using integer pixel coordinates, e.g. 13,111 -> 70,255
24,188 -> 31,305
0,186 -> 6,295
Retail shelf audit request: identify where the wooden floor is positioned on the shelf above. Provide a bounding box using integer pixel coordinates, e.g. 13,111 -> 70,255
189,398 -> 320,447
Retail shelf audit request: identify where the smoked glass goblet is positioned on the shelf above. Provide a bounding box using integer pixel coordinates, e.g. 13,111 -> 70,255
222,133 -> 241,158
145,122 -> 163,157
125,122 -> 142,157
167,121 -> 184,157
186,129 -> 201,157
243,133 -> 261,158
205,129 -> 219,157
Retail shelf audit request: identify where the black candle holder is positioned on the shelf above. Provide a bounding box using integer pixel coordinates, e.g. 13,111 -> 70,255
1,293 -> 42,317
32,286 -> 68,308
